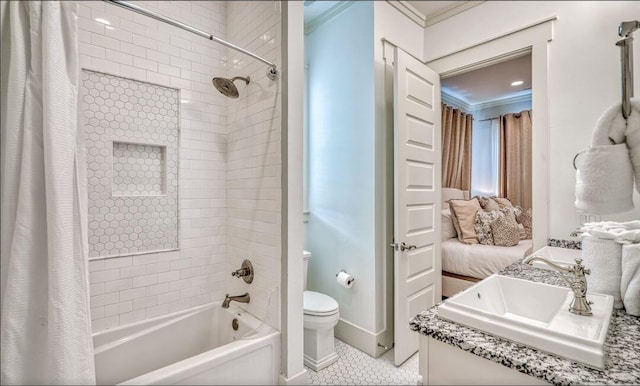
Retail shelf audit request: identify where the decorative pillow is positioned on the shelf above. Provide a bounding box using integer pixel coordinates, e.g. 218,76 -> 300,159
474,209 -> 503,245
477,196 -> 501,211
491,214 -> 520,247
449,198 -> 482,244
492,196 -> 514,209
516,208 -> 533,240
500,206 -> 522,221
441,209 -> 457,241
517,223 -> 526,240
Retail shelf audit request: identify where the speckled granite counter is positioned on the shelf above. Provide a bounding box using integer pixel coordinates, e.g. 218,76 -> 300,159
409,263 -> 640,385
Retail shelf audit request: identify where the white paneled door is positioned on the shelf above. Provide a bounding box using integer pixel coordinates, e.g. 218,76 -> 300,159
392,47 -> 442,366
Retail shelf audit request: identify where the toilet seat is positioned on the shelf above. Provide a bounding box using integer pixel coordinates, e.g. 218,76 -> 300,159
303,291 -> 339,316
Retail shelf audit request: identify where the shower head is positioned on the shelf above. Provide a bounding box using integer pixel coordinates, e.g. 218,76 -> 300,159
212,76 -> 250,99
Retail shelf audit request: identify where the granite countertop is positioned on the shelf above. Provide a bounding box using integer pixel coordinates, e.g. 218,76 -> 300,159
409,263 -> 640,385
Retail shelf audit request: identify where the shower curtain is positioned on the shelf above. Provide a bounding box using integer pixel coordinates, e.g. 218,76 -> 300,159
0,2 -> 96,384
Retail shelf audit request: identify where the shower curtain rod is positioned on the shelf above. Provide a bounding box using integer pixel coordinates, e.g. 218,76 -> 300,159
102,0 -> 279,80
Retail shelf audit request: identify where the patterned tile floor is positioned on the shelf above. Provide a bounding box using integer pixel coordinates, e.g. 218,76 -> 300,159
305,339 -> 421,385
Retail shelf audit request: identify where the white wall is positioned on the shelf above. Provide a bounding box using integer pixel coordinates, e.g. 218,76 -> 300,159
80,0 -> 281,331
305,2 -> 377,333
424,1 -> 640,239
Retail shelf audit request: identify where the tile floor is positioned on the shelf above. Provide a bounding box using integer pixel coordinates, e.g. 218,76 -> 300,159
305,339 -> 421,385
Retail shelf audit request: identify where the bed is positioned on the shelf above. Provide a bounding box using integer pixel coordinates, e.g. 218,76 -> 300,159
441,188 -> 533,297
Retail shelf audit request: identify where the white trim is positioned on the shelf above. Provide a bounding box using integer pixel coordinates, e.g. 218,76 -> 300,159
335,318 -> 385,358
473,91 -> 532,110
426,15 -> 557,63
304,1 -> 356,35
442,90 -> 532,113
385,0 -> 425,27
424,1 -> 485,28
278,369 -> 308,385
441,91 -> 472,112
387,1 -> 485,28
427,18 -> 554,251
281,1 -> 305,382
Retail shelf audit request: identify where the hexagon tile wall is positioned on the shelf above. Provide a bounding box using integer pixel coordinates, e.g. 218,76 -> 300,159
81,70 -> 179,259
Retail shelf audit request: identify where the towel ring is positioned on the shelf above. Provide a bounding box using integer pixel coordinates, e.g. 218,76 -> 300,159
573,152 -> 580,170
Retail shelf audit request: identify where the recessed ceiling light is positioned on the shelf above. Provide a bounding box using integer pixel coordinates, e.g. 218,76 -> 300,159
511,80 -> 524,86
94,18 -> 111,26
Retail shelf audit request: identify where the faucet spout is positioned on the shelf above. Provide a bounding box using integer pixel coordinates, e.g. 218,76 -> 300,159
222,293 -> 250,309
523,255 -> 593,316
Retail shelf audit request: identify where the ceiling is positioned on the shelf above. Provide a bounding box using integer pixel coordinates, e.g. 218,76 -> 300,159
441,54 -> 532,106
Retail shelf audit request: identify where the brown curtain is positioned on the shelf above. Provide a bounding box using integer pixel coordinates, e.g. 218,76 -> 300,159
498,110 -> 532,209
441,103 -> 473,190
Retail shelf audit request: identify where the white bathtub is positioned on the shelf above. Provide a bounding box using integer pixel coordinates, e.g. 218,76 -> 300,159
93,303 -> 280,385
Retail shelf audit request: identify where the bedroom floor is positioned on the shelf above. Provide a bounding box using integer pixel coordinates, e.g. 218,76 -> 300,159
305,339 -> 421,385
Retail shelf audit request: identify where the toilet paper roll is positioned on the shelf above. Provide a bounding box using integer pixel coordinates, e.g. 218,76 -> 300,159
336,271 -> 355,288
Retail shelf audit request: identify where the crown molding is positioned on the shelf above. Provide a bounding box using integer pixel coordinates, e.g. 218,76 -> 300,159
385,1 -> 425,27
442,89 -> 532,112
441,91 -> 472,112
424,1 -> 485,28
304,1 -> 356,35
473,90 -> 532,110
387,1 -> 484,29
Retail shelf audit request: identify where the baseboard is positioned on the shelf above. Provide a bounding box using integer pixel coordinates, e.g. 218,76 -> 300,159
334,318 -> 380,357
279,369 -> 307,385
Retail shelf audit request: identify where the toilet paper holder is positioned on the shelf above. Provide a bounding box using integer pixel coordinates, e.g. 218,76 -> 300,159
336,270 -> 355,286
336,269 -> 351,278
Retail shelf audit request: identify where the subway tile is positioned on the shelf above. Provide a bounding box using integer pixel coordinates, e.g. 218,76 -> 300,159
105,48 -> 133,66
119,64 -> 146,82
91,33 -> 120,50
133,56 -> 157,72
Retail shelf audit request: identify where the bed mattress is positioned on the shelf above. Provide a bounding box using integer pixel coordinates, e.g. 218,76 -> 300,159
441,238 -> 533,280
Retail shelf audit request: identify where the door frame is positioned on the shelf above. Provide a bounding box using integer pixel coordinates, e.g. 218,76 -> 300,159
426,18 -> 554,250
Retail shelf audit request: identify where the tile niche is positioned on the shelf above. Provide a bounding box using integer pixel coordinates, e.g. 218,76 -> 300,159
81,70 -> 179,259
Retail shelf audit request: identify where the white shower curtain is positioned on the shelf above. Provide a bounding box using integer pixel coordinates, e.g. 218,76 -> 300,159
0,2 -> 95,384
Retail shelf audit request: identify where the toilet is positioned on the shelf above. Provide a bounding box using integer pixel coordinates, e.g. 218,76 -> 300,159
303,250 -> 340,371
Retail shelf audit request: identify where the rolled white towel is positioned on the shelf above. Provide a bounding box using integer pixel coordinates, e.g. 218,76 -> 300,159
580,220 -> 640,243
620,244 -> 640,316
581,236 -> 623,309
591,98 -> 640,146
575,144 -> 634,214
626,121 -> 640,194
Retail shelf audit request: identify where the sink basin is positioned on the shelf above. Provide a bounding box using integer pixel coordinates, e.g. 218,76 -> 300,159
438,275 -> 614,369
526,246 -> 581,270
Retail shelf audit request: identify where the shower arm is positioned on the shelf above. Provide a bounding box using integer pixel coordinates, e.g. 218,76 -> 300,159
102,0 -> 279,80
617,20 -> 639,119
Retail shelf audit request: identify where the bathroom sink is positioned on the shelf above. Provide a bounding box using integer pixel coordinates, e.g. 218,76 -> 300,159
438,275 -> 614,369
526,246 -> 582,270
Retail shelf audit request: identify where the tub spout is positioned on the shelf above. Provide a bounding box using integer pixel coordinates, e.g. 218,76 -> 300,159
222,293 -> 250,309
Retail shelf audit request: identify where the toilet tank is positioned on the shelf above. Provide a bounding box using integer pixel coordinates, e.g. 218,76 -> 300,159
303,250 -> 311,291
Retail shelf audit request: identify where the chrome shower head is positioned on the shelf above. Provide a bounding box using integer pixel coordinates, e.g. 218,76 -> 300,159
212,76 -> 250,99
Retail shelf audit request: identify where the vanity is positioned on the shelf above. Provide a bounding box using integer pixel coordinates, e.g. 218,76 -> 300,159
409,261 -> 640,385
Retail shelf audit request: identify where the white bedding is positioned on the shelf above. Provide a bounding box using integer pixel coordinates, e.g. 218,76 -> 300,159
442,238 -> 533,279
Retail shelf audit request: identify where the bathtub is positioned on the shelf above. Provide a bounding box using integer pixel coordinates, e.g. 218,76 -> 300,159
93,303 -> 280,385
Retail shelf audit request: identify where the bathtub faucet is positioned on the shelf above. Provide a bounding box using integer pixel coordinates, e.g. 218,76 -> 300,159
222,293 -> 250,309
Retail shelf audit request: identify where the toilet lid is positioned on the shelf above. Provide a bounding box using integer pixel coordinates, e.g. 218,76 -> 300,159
304,291 -> 339,316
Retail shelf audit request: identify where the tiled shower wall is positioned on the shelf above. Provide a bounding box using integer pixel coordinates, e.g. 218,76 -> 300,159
78,1 -> 280,331
225,1 -> 281,330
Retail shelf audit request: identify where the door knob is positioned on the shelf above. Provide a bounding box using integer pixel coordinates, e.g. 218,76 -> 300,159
400,242 -> 416,252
